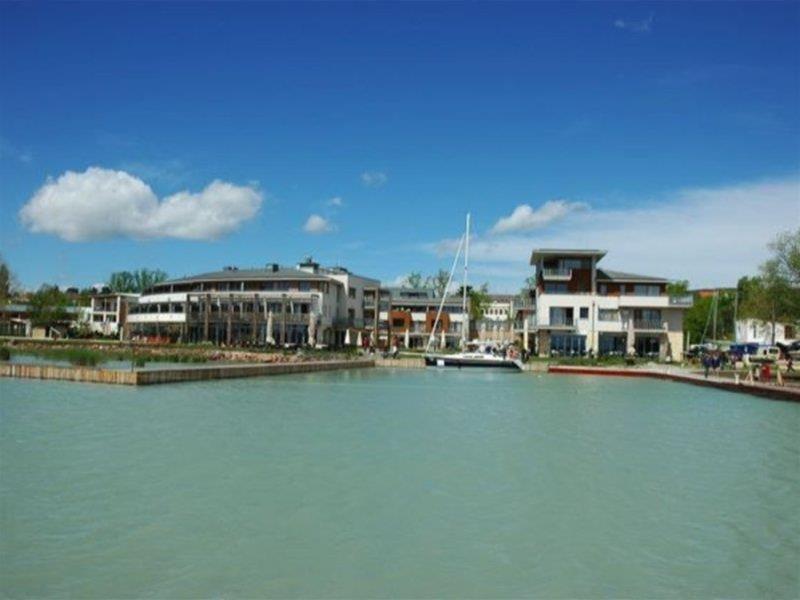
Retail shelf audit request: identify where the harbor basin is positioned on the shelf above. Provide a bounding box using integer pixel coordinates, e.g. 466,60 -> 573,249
1,368 -> 798,598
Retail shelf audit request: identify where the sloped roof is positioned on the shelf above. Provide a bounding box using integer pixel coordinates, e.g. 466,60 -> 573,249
158,267 -> 337,287
596,269 -> 669,283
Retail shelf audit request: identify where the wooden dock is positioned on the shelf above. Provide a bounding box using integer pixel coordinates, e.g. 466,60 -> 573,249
0,359 -> 374,386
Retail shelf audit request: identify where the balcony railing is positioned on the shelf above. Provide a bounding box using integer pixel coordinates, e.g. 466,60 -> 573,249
633,319 -> 663,330
669,295 -> 694,307
549,316 -> 574,327
542,268 -> 573,281
333,317 -> 365,328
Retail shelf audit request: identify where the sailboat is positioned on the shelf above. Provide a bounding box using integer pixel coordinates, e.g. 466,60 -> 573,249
423,213 -> 524,371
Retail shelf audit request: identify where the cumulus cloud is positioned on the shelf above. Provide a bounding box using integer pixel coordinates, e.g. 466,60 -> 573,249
428,176 -> 800,290
327,196 -> 344,207
490,200 -> 588,234
361,171 -> 388,188
303,214 -> 334,234
19,167 -> 262,242
614,14 -> 653,33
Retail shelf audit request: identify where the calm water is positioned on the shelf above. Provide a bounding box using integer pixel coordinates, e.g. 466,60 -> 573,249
1,369 -> 798,598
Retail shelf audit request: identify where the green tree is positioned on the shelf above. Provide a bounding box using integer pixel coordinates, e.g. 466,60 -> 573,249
404,272 -> 424,289
738,229 -> 800,344
28,284 -> 70,327
426,269 -> 451,297
108,271 -> 136,293
666,280 -> 689,296
0,258 -> 14,305
467,283 -> 491,322
768,227 -> 800,285
108,268 -> 168,293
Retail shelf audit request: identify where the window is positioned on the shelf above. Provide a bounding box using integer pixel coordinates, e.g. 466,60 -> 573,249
544,282 -> 569,294
298,281 -> 310,292
599,284 -> 608,295
579,307 -> 589,319
392,318 -> 405,328
633,284 -> 661,296
550,334 -> 586,355
349,288 -> 356,299
598,309 -> 619,321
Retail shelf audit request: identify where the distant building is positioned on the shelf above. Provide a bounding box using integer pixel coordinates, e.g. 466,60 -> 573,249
475,294 -> 519,344
363,287 -> 468,349
127,258 -> 379,346
528,249 -> 692,358
735,318 -> 797,346
88,292 -> 139,338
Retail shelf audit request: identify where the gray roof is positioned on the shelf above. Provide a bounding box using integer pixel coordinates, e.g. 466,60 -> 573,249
597,269 -> 668,283
157,267 -> 340,287
530,248 -> 607,263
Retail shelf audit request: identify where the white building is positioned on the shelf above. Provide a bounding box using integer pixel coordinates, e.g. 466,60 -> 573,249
475,295 -> 517,344
735,318 -> 797,346
127,258 -> 379,346
529,249 -> 692,358
88,293 -> 139,338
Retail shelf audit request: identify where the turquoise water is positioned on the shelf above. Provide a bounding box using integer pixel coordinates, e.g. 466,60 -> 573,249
1,369 -> 798,598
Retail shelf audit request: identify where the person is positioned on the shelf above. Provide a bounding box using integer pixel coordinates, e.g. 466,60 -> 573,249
787,356 -> 794,372
702,354 -> 711,379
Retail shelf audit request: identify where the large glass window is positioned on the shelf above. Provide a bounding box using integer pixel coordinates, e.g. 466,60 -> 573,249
550,334 -> 586,356
633,284 -> 661,296
544,282 -> 568,294
598,309 -> 619,321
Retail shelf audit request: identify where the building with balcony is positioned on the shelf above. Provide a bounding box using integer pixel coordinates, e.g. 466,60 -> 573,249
127,258 -> 379,346
529,249 -> 692,358
88,292 -> 139,338
363,287 -> 468,349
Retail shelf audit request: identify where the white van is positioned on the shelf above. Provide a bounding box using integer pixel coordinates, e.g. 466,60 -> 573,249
744,346 -> 781,364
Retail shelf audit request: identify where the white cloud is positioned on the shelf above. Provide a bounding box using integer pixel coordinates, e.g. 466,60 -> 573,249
327,196 -> 344,207
490,200 -> 588,234
303,214 -> 334,234
614,14 -> 653,33
361,171 -> 388,188
427,176 -> 800,291
19,167 -> 262,242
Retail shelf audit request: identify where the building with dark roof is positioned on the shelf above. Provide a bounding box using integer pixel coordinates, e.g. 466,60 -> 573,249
127,258 -> 379,346
528,249 -> 692,358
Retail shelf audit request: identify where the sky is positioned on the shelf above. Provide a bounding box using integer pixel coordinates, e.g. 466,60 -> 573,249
1,1 -> 798,292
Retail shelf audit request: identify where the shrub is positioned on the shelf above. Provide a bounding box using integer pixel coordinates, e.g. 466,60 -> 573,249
0,346 -> 10,361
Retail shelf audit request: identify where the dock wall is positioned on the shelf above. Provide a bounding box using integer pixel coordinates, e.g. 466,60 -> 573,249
548,365 -> 800,402
0,359 -> 374,386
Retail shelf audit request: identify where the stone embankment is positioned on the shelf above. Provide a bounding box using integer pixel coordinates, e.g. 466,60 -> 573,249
0,359 -> 374,386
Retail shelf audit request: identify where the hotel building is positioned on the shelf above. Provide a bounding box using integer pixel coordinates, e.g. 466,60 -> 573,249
127,258 -> 379,346
529,249 -> 692,358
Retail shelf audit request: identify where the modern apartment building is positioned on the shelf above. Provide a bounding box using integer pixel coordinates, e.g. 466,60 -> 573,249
127,258 -> 379,346
529,249 -> 692,358
363,287 -> 468,349
88,292 -> 139,338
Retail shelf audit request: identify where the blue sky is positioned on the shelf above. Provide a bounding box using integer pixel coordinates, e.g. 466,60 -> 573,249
1,1 -> 798,292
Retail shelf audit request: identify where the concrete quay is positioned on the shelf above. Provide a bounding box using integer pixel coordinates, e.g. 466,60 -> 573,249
548,365 -> 800,403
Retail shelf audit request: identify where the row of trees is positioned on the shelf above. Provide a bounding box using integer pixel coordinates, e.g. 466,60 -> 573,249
108,269 -> 168,293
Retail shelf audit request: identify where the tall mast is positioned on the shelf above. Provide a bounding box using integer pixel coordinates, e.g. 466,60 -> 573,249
461,213 -> 470,347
